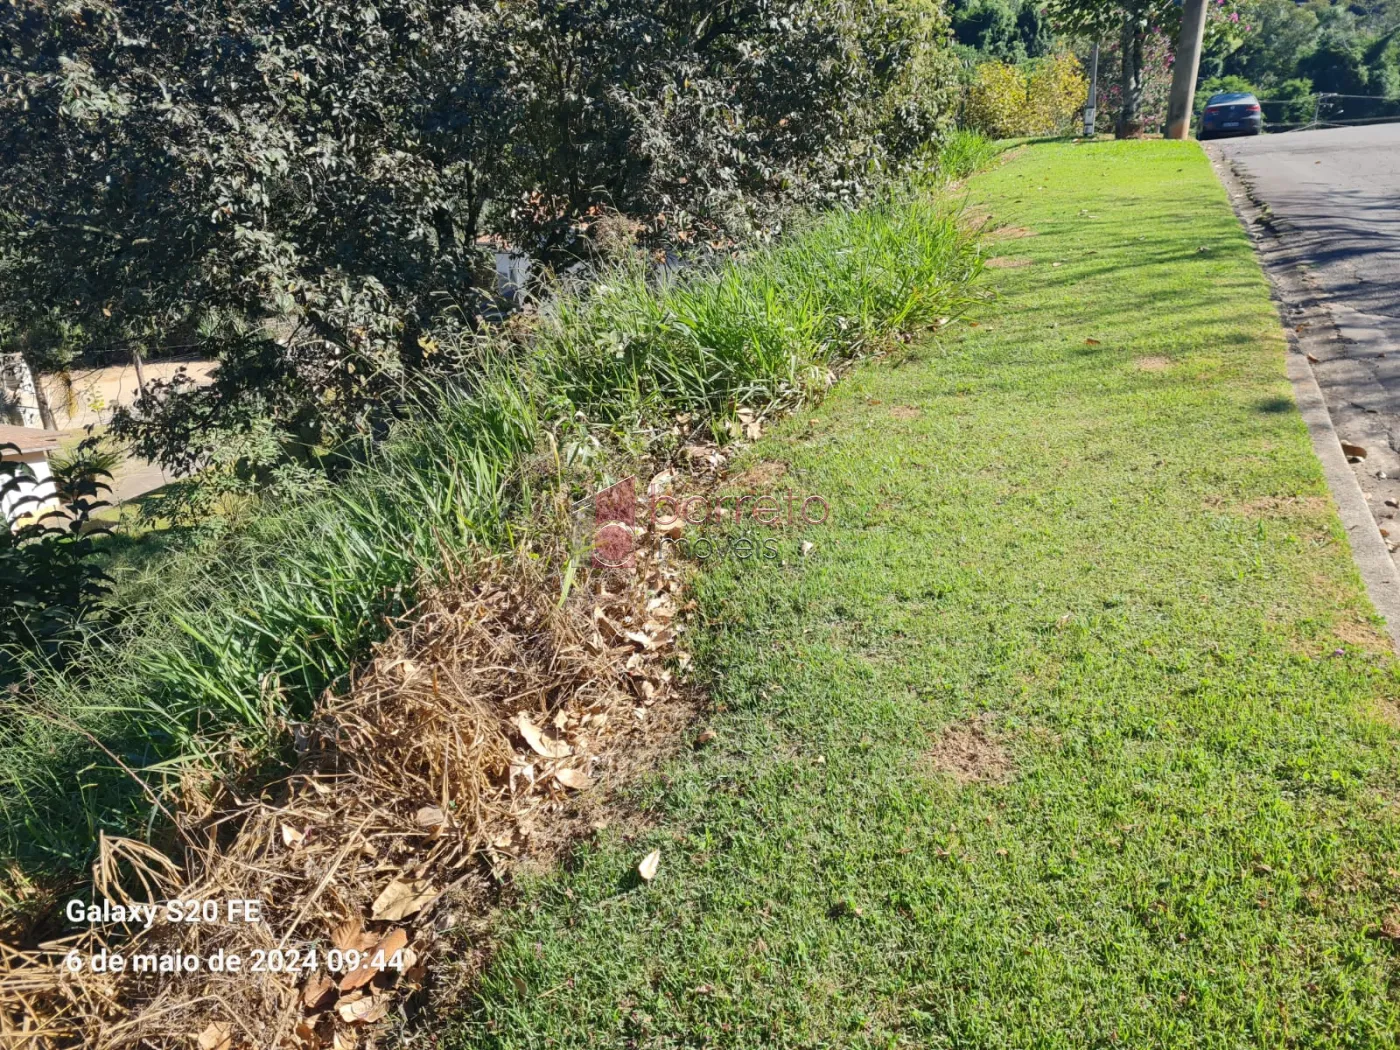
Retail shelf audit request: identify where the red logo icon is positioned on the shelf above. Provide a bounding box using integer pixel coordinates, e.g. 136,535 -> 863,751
592,476 -> 636,568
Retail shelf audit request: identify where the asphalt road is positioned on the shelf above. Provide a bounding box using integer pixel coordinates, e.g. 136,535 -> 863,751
1214,124 -> 1400,332
1213,125 -> 1400,499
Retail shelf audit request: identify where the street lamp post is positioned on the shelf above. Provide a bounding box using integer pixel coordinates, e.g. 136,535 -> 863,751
1084,42 -> 1099,137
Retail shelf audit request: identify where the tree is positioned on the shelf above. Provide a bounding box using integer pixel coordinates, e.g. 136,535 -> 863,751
1,0 -> 958,478
1017,4 -> 1058,58
1211,0 -> 1318,91
1046,0 -> 1177,135
1047,0 -> 1246,136
953,0 -> 1023,60
1297,36 -> 1370,95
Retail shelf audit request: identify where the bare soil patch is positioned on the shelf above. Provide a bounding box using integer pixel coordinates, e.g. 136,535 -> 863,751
1237,494 -> 1331,517
924,717 -> 1013,786
1333,615 -> 1392,653
987,225 -> 1037,241
727,460 -> 788,490
1371,697 -> 1400,732
1134,356 -> 1172,372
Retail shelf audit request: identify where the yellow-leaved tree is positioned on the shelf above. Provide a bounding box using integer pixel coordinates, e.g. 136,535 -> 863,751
964,54 -> 1088,139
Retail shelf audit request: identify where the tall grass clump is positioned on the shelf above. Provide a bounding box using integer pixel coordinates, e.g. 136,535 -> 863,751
926,129 -> 1002,183
0,375 -> 538,875
531,194 -> 984,429
0,182 -> 986,886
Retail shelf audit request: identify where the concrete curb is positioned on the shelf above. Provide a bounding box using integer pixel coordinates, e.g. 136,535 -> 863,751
1283,344 -> 1400,649
1207,145 -> 1400,653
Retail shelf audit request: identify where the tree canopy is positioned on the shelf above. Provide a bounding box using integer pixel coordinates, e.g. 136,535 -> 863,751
0,0 -> 957,471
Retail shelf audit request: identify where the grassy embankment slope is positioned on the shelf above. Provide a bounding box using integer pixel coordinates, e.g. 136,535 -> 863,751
451,141 -> 1400,1047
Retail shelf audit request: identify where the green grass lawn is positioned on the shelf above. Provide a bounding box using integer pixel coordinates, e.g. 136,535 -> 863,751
448,141 -> 1400,1048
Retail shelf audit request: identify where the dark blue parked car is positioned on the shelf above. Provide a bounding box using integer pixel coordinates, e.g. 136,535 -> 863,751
1198,92 -> 1262,140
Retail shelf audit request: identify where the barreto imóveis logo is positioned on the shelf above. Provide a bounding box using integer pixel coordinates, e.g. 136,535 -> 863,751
592,476 -> 638,568
590,475 -> 829,568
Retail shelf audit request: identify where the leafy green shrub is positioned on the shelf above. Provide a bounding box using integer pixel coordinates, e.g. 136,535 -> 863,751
964,54 -> 1089,138
48,439 -> 122,507
2,0 -> 961,481
1266,79 -> 1316,125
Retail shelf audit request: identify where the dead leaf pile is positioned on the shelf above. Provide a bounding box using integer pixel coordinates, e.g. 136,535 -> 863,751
0,536 -> 690,1049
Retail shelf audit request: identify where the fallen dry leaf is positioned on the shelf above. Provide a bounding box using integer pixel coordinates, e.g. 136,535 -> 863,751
801,541 -> 816,557
339,928 -> 408,992
696,728 -> 717,746
1375,913 -> 1400,941
197,1022 -> 233,1050
638,849 -> 661,881
1306,353 -> 1319,363
303,973 -> 337,1009
555,767 -> 593,791
331,917 -> 376,953
516,712 -> 572,759
371,877 -> 436,922
1084,338 -> 1101,346
509,758 -> 536,795
338,995 -> 390,1024
415,805 -> 446,828
333,1030 -> 357,1050
281,824 -> 305,848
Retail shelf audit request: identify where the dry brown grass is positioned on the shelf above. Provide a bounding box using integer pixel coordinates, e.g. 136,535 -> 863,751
0,538 -> 690,1049
1235,495 -> 1331,518
1134,356 -> 1172,372
985,225 -> 1037,241
984,257 -> 1033,269
726,461 -> 788,490
923,717 -> 1013,786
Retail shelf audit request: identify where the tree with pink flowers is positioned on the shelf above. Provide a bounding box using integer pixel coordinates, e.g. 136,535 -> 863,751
1046,0 -> 1251,136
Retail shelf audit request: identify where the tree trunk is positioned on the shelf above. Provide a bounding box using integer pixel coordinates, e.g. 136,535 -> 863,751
20,352 -> 57,430
1116,17 -> 1147,138
132,347 -> 147,397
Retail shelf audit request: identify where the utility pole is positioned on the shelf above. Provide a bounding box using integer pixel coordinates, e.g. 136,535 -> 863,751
1165,0 -> 1209,139
1084,42 -> 1100,137
132,347 -> 147,398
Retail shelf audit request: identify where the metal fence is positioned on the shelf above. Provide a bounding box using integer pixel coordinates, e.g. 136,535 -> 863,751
1258,93 -> 1400,132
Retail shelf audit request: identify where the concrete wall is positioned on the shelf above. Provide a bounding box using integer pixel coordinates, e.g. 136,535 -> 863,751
1,451 -> 57,525
0,356 -> 43,429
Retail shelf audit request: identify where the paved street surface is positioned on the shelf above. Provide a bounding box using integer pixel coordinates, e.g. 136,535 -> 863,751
1214,125 -> 1400,524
